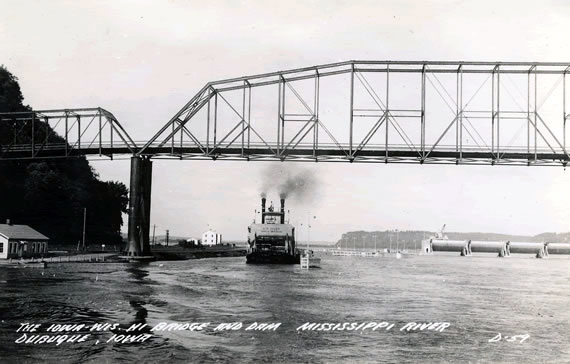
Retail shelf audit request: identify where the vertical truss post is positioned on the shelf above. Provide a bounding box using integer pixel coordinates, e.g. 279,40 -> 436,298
491,66 -> 497,154
98,108 -> 102,156
171,117 -> 174,153
12,117 -> 16,146
280,76 -> 286,154
527,66 -> 532,153
31,113 -> 35,157
421,64 -> 426,159
314,70 -> 320,158
110,115 -> 113,156
45,117 -> 49,147
242,80 -> 246,155
180,116 -> 183,151
562,68 -> 568,150
277,78 -> 282,155
65,112 -> 69,156
349,63 -> 355,157
77,115 -> 81,151
206,89 -> 211,154
456,67 -> 460,152
459,65 -> 463,161
385,64 -> 390,159
246,80 -> 251,150
213,91 -> 218,149
497,65 -> 500,158
534,66 -> 538,160
241,80 -> 252,156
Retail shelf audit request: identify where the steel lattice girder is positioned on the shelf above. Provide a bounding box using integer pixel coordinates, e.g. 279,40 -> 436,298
139,61 -> 570,166
0,108 -> 137,160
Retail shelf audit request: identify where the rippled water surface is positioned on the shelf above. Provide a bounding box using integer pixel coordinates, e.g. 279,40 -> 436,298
0,254 -> 569,363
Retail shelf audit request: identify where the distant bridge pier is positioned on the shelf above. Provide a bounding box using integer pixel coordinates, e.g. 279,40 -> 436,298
124,155 -> 154,260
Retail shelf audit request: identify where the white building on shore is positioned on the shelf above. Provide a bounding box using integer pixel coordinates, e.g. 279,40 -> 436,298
202,230 -> 222,246
0,223 -> 49,259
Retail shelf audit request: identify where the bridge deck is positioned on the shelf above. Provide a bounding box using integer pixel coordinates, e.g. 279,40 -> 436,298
1,142 -> 568,166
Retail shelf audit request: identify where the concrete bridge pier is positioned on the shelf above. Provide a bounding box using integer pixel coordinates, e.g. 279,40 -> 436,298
124,155 -> 154,260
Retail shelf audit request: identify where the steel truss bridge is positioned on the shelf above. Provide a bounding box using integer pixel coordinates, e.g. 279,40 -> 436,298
1,60 -> 569,258
2,61 -> 570,166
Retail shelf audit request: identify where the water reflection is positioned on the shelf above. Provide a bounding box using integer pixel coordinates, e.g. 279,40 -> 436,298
121,264 -> 153,335
125,263 -> 150,282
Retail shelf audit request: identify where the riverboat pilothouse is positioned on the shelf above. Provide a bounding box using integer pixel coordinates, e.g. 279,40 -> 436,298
246,197 -> 300,264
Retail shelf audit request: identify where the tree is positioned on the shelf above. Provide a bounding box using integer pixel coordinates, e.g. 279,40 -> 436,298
0,65 -> 129,246
0,65 -> 29,112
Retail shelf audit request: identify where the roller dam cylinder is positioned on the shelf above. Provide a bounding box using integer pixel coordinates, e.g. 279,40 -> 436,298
470,241 -> 509,253
430,239 -> 469,252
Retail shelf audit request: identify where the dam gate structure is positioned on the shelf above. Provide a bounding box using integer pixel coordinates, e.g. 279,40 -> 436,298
420,238 -> 570,258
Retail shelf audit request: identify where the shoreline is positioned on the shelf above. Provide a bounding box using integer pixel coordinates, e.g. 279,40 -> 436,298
0,247 -> 248,267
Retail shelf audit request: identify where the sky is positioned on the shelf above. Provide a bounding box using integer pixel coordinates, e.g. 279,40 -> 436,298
1,0 -> 570,241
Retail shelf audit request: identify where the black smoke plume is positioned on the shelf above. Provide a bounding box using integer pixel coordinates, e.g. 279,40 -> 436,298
260,164 -> 319,203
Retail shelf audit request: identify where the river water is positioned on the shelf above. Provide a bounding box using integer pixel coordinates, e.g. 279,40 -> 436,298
0,253 -> 568,363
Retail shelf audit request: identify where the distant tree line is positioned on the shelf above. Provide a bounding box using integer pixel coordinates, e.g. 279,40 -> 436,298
0,65 -> 128,246
337,229 -> 570,250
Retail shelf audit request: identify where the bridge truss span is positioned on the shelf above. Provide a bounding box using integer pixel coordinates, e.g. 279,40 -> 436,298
140,61 -> 570,166
0,108 -> 137,160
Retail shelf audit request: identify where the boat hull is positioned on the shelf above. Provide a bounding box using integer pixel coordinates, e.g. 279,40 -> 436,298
246,251 -> 300,264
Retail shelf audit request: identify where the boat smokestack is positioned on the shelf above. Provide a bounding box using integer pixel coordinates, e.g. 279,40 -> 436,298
280,198 -> 285,224
261,197 -> 266,223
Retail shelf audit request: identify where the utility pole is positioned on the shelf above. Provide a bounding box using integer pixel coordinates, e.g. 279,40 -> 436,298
152,224 -> 156,246
307,213 -> 310,251
166,229 -> 169,247
82,208 -> 87,251
396,229 -> 399,252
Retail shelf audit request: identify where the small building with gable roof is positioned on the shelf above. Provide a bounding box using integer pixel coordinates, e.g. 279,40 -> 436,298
0,222 -> 49,259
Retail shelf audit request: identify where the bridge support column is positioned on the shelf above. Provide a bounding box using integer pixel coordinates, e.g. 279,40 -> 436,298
124,156 -> 154,260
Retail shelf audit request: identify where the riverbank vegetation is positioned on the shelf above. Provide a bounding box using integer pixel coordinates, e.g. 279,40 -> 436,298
0,65 -> 128,246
